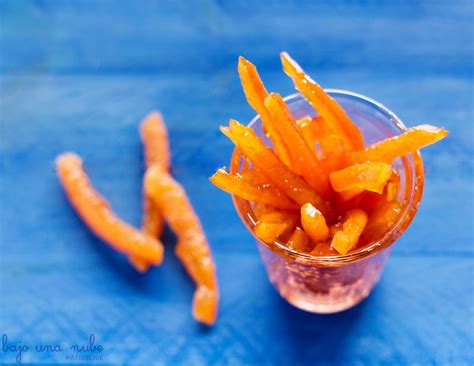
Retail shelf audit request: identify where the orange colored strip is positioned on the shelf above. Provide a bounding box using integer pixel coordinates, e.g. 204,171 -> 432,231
338,188 -> 365,202
264,93 -> 330,196
311,242 -> 338,256
254,211 -> 298,243
358,170 -> 401,211
252,203 -> 275,220
301,203 -> 330,243
145,165 -> 218,325
362,202 -> 402,244
141,111 -> 171,170
347,125 -> 448,164
238,56 -> 292,166
141,111 -> 170,236
296,116 -> 339,160
319,159 -> 344,177
386,170 -> 400,202
280,52 -> 364,152
56,153 -> 163,265
240,168 -> 271,187
331,209 -> 368,254
255,222 -> 288,243
295,116 -> 318,156
209,168 -> 297,210
312,117 -> 350,159
287,227 -> 313,252
131,111 -> 171,272
225,120 -> 335,221
329,162 -> 393,194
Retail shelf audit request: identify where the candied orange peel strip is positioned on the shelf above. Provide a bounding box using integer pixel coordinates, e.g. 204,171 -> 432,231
295,116 -> 318,155
295,115 -> 339,160
338,188 -> 365,202
145,164 -> 218,325
252,203 -> 275,220
238,56 -> 291,166
255,222 -> 287,243
140,112 -> 170,237
347,125 -> 448,165
209,168 -> 297,210
240,167 -> 276,188
329,224 -> 342,237
329,162 -> 393,194
56,153 -> 164,265
280,52 -> 364,153
264,93 -> 329,196
301,203 -> 330,243
141,111 -> 171,172
331,208 -> 368,254
297,116 -> 344,160
287,227 -> 313,252
359,170 -> 400,211
385,171 -> 400,202
254,211 -> 299,243
311,117 -> 347,159
311,242 -> 338,256
362,202 -> 402,244
223,119 -> 334,220
130,111 -> 171,272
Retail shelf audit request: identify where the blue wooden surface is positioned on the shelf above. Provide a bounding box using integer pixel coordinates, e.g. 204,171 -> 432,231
1,1 -> 473,364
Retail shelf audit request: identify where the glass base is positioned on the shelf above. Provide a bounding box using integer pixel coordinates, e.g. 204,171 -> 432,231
259,244 -> 390,314
275,277 -> 375,314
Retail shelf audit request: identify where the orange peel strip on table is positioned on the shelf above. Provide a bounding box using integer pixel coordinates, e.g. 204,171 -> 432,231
56,153 -> 164,265
145,164 -> 218,325
131,111 -> 170,272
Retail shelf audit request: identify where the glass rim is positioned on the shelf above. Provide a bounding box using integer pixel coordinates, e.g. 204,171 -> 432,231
231,89 -> 424,265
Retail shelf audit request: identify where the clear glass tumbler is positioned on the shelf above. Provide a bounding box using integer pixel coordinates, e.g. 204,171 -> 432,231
231,90 -> 424,313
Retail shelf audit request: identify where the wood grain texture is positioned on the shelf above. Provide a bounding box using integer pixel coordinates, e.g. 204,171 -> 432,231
0,1 -> 473,364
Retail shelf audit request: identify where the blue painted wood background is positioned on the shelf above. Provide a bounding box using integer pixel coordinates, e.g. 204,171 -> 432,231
1,1 -> 473,364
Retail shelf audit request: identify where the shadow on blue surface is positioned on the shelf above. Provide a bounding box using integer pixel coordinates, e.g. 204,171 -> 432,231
82,223 -> 182,294
270,284 -> 372,364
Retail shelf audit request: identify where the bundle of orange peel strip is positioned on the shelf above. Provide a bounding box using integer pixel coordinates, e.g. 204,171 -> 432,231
56,112 -> 218,326
210,52 -> 448,256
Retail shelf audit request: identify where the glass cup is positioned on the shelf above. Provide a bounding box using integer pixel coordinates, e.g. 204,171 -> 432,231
230,90 -> 424,314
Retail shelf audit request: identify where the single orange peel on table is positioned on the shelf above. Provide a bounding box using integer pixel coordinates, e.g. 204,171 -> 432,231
145,165 -> 218,326
129,111 -> 170,273
56,112 -> 218,325
210,52 -> 448,256
55,153 -> 164,265
140,111 -> 170,238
